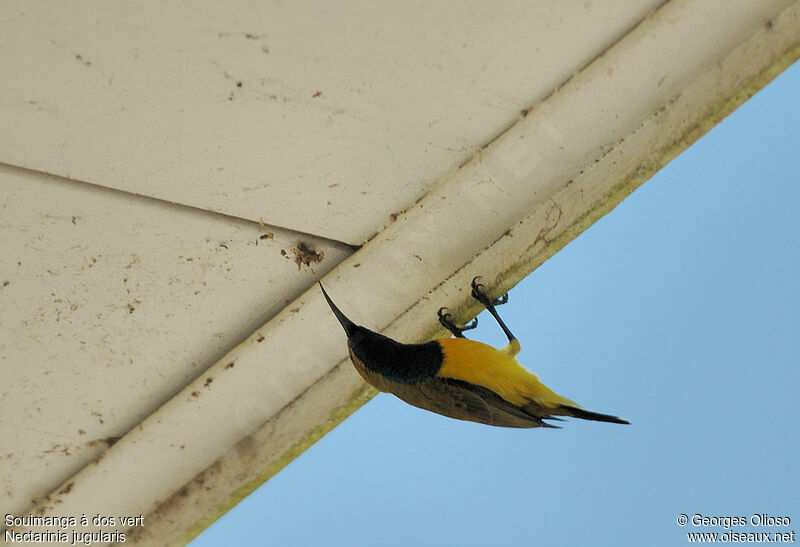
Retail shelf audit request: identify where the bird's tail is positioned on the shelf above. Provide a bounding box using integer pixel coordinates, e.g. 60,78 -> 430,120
557,405 -> 629,425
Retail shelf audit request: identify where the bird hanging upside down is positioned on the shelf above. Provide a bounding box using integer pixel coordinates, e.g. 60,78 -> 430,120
320,277 -> 629,429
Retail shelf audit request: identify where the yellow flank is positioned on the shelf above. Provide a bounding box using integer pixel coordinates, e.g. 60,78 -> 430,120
437,337 -> 581,409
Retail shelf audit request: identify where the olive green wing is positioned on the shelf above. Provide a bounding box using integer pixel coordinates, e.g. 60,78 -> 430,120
388,376 -> 558,429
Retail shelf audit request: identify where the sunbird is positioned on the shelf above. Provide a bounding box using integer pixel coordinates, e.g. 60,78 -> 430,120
320,277 -> 629,428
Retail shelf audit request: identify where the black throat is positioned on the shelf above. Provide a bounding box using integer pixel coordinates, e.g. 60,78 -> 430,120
348,325 -> 443,384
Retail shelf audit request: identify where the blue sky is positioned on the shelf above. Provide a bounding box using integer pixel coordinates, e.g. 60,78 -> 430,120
193,61 -> 799,546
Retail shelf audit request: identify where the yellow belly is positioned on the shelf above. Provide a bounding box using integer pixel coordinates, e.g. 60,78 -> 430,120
436,337 -> 579,409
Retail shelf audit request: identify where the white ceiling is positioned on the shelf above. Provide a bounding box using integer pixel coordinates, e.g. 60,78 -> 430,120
2,0 -> 798,545
2,0 -> 662,245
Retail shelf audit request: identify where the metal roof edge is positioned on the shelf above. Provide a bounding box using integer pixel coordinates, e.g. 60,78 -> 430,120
160,4 -> 800,542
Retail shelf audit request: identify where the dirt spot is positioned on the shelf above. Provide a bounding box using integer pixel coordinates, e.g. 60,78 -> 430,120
204,377 -> 213,387
225,361 -> 235,369
42,444 -> 71,456
312,90 -> 322,98
218,31 -> 264,41
191,391 -> 200,399
125,254 -> 140,269
91,411 -> 104,425
74,54 -> 91,66
59,482 -> 74,495
520,108 -> 530,117
256,334 -> 265,343
291,242 -> 324,270
259,233 -> 273,240
85,436 -> 118,448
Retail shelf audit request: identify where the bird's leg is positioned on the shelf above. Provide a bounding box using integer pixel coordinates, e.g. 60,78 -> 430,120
437,307 -> 477,338
470,277 -> 520,356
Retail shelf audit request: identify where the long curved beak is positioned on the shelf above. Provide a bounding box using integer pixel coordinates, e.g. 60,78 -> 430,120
319,282 -> 357,336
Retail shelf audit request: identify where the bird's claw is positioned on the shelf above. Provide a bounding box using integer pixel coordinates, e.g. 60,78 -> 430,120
470,276 -> 508,308
438,307 -> 478,338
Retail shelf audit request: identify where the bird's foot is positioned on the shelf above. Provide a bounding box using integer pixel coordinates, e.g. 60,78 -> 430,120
470,276 -> 508,308
437,307 -> 477,338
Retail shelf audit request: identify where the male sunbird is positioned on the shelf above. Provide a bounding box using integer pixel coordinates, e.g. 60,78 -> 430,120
320,278 -> 629,428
